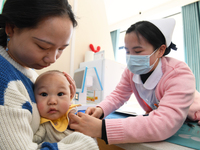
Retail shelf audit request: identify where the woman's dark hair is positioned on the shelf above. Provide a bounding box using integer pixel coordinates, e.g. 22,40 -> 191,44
126,21 -> 176,56
0,0 -> 78,47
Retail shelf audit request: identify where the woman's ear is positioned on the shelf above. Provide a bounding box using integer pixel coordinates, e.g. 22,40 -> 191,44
5,23 -> 15,37
158,44 -> 166,58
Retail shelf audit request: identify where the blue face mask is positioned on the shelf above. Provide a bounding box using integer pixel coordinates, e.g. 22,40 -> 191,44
126,49 -> 158,75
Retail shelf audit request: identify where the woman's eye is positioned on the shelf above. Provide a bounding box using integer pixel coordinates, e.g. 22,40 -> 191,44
58,48 -> 64,51
135,51 -> 141,54
37,44 -> 48,50
40,92 -> 48,96
58,92 -> 64,96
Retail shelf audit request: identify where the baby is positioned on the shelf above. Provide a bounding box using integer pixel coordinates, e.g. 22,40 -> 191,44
33,70 -> 81,144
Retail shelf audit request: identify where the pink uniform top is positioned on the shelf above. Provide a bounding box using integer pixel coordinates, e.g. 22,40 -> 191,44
98,57 -> 200,144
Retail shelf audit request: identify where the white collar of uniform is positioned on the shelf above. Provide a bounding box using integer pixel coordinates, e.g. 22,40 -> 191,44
132,58 -> 163,90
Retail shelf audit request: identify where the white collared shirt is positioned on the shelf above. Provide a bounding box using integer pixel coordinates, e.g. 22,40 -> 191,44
132,59 -> 163,110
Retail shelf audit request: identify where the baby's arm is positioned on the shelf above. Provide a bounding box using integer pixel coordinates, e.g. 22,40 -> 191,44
33,125 -> 46,144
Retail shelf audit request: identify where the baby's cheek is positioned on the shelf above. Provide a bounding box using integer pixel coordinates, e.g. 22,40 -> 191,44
62,103 -> 70,112
37,103 -> 45,113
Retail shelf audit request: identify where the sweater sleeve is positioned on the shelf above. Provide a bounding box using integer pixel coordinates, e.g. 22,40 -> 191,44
55,132 -> 99,150
0,79 -> 39,150
34,128 -> 99,150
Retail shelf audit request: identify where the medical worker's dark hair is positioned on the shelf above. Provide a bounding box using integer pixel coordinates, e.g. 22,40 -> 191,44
126,21 -> 176,56
0,0 -> 78,47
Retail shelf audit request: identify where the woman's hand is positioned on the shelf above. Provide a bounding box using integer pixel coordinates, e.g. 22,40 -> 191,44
63,72 -> 76,99
69,112 -> 102,138
85,107 -> 104,118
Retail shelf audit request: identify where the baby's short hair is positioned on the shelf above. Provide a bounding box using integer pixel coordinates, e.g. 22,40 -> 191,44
34,70 -> 68,91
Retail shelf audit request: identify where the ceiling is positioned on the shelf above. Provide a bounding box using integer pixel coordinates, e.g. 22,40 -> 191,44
103,0 -> 172,25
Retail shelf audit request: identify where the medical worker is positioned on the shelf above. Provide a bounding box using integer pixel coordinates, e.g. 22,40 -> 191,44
69,18 -> 200,144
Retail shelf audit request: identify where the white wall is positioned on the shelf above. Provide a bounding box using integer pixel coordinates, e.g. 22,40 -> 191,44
109,0 -> 199,32
72,0 -> 114,73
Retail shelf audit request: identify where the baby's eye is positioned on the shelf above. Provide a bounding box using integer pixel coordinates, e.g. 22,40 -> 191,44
58,92 -> 64,96
40,92 -> 48,96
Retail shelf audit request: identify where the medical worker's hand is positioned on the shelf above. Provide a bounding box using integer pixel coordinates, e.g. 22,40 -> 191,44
63,72 -> 76,99
69,112 -> 102,138
85,107 -> 104,118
